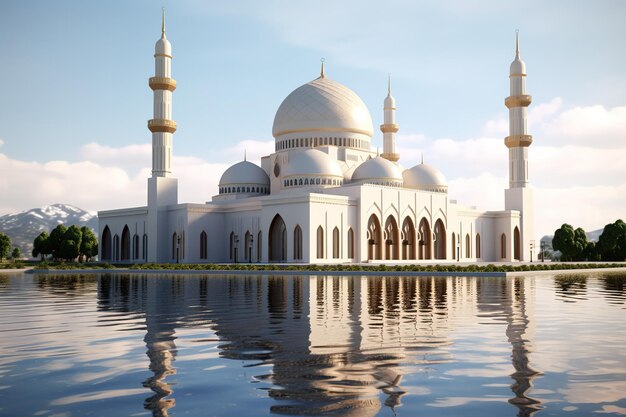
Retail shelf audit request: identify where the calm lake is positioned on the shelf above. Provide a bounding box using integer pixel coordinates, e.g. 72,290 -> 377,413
0,272 -> 625,417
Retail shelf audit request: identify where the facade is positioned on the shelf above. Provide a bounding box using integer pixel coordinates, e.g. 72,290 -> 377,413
98,19 -> 535,264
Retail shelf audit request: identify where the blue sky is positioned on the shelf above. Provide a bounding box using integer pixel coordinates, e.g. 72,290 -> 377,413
1,0 -> 625,238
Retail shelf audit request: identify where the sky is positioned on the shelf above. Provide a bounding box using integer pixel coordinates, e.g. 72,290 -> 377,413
0,0 -> 625,239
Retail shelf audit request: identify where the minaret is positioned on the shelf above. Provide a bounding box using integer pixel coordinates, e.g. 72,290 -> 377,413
504,31 -> 534,261
149,9 -> 177,177
505,31 -> 532,188
147,9 -> 179,263
380,76 -> 399,162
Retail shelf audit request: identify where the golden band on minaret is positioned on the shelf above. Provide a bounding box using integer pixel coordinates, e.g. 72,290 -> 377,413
148,119 -> 177,133
505,134 -> 532,148
505,94 -> 532,108
149,77 -> 177,92
380,123 -> 399,133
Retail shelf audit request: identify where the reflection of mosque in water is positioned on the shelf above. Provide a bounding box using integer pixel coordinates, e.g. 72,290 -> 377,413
97,274 -> 542,416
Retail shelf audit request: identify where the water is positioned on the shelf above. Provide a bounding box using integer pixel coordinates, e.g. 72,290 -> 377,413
0,273 -> 625,417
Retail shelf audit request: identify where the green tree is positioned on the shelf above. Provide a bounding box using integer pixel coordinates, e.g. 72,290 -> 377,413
11,247 -> 21,260
61,225 -> 82,261
32,231 -> 51,260
59,239 -> 79,261
79,226 -> 98,262
597,219 -> 626,261
48,224 -> 68,260
552,224 -> 588,261
0,233 -> 11,261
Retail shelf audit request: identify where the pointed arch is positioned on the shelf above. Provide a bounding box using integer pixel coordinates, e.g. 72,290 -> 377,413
200,231 -> 208,260
476,233 -> 481,259
514,226 -> 521,260
418,217 -> 432,260
101,226 -> 112,261
501,233 -> 507,259
434,219 -> 446,260
316,225 -> 324,259
121,226 -> 131,261
367,214 -> 382,260
113,234 -> 119,262
229,231 -> 235,260
384,216 -> 399,260
244,231 -> 252,261
142,233 -> 148,260
401,217 -> 416,260
465,233 -> 471,258
451,232 -> 456,261
293,225 -> 303,260
132,234 -> 139,259
172,232 -> 178,261
332,226 -> 340,259
269,214 -> 287,262
347,228 -> 354,259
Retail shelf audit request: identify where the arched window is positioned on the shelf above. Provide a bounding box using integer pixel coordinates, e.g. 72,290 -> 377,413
101,226 -> 112,261
501,233 -> 507,259
476,233 -> 481,259
121,226 -> 131,261
466,234 -> 471,258
452,232 -> 456,261
229,232 -> 235,260
113,234 -> 119,262
347,228 -> 354,259
332,227 -> 340,259
132,234 -> 139,259
142,234 -> 148,260
172,232 -> 178,261
257,231 -> 262,262
294,225 -> 303,260
317,226 -> 324,259
514,227 -> 521,261
244,231 -> 252,261
200,231 -> 208,260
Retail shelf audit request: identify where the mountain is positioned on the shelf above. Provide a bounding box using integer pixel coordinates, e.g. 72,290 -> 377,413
0,204 -> 97,258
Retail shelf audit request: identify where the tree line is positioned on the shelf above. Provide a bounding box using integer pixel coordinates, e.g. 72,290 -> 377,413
0,233 -> 21,261
32,225 -> 98,262
552,219 -> 626,261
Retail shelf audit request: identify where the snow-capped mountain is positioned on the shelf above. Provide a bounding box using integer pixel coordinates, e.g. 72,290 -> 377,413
0,204 -> 97,258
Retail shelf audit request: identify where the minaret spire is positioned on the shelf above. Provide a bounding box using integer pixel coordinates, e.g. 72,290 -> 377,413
161,7 -> 166,38
380,75 -> 399,162
515,29 -> 519,58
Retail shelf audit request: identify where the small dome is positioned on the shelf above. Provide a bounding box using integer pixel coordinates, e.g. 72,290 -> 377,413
219,161 -> 269,196
403,163 -> 448,193
273,76 -> 374,140
384,94 -> 395,108
510,57 -> 526,75
283,149 -> 343,178
155,36 -> 171,56
352,156 -> 403,186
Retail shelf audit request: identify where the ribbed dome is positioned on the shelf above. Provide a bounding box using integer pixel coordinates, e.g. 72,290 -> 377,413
219,161 -> 269,187
352,156 -> 403,186
403,163 -> 448,193
283,149 -> 343,178
272,76 -> 374,139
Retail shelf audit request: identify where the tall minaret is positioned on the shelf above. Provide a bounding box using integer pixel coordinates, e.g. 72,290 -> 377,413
504,31 -> 534,261
147,9 -> 179,263
380,76 -> 399,162
149,9 -> 177,177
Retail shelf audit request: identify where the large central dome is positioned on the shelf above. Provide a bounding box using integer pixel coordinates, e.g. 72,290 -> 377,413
272,75 -> 374,140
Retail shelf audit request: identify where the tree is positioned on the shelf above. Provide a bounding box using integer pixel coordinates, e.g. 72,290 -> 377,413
0,233 -> 11,261
58,239 -> 79,261
11,247 -> 21,260
32,231 -> 51,260
597,219 -> 626,261
48,224 -> 68,260
552,224 -> 588,261
79,226 -> 98,262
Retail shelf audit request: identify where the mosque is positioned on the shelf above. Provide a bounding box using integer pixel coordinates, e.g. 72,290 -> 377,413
98,17 -> 535,264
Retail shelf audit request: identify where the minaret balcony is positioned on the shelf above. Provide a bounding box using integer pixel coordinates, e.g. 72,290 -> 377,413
149,77 -> 177,92
505,134 -> 533,148
380,123 -> 399,133
505,95 -> 532,109
148,119 -> 177,133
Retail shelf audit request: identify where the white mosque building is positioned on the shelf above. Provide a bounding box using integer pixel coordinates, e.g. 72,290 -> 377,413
98,17 -> 535,264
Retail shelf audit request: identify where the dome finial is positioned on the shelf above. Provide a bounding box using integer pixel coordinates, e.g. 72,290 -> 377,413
161,7 -> 166,38
244,149 -> 247,161
320,58 -> 325,78
515,29 -> 520,58
387,73 -> 391,96
421,152 -> 424,165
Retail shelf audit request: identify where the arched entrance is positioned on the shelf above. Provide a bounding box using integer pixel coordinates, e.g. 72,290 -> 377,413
101,226 -> 112,261
514,227 -> 521,260
269,214 -> 287,262
418,217 -> 432,260
401,217 -> 416,260
384,216 -> 399,260
434,219 -> 446,259
367,214 -> 382,260
120,226 -> 130,261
